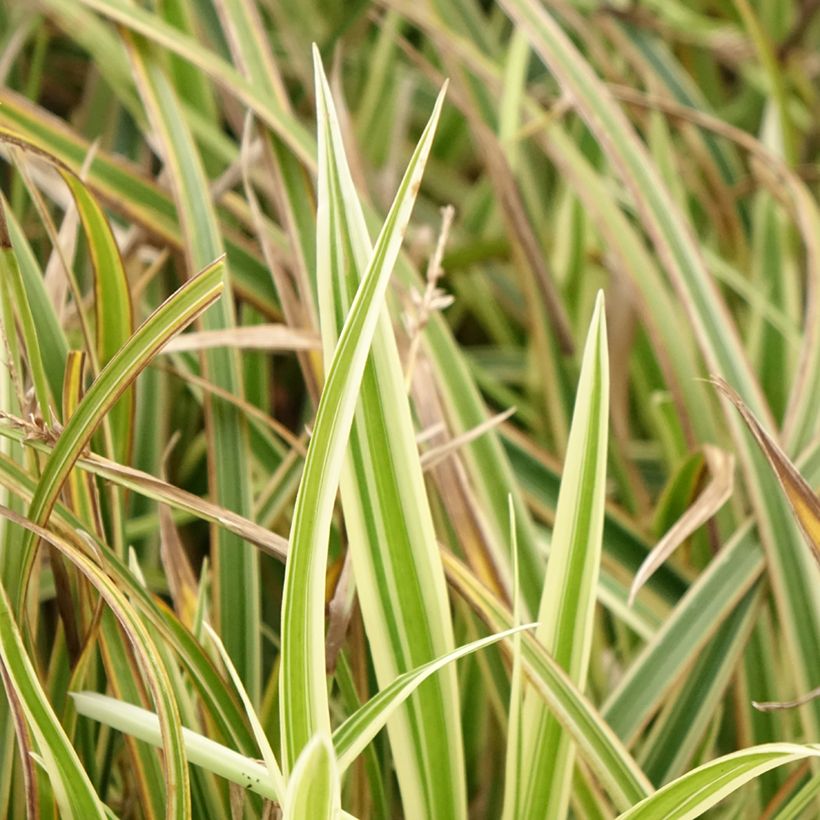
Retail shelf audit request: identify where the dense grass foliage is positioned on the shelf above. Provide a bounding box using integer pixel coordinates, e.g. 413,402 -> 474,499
0,1 -> 819,817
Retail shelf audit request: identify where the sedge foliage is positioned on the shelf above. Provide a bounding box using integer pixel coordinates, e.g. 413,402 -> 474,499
0,1 -> 819,818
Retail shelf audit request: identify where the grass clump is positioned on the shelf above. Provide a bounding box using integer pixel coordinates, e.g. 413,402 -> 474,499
0,0 -> 819,817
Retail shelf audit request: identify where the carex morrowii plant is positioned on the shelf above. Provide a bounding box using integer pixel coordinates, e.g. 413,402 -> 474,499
0,0 -> 819,818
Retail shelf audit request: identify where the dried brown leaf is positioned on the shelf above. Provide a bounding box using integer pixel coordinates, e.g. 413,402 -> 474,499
629,445 -> 734,606
711,376 -> 820,565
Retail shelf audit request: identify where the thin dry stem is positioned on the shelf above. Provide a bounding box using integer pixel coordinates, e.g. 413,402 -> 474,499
404,204 -> 456,391
753,686 -> 820,712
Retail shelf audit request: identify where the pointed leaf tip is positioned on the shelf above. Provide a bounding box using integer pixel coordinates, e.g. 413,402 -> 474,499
711,376 -> 820,566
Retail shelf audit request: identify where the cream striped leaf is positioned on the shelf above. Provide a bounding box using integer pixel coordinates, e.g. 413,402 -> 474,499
312,51 -> 468,819
278,53 -> 446,775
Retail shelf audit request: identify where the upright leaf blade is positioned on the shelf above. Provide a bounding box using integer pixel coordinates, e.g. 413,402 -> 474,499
278,55 -> 446,769
284,733 -> 340,820
517,292 -> 609,818
313,52 -> 468,818
444,551 -> 651,811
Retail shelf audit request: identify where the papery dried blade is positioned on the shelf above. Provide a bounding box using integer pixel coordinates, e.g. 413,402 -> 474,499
629,444 -> 735,606
711,376 -> 820,566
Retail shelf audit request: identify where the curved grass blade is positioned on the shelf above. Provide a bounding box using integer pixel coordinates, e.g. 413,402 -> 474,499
629,445 -> 734,605
0,451 -> 263,767
203,624 -> 285,803
0,198 -> 54,427
712,378 -> 820,564
0,197 -> 68,402
2,136 -> 131,538
333,624 -> 535,771
516,291 -> 609,818
16,257 -> 223,617
0,90 -> 279,314
154,0 -> 219,138
618,744 -> 820,820
279,67 -> 446,769
0,505 -> 192,819
0,583 -> 106,820
0,425 -> 288,561
61,172 -> 134,463
97,608 -> 167,820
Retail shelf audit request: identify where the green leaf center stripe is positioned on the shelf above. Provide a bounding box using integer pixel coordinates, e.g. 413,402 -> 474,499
279,52 -> 447,770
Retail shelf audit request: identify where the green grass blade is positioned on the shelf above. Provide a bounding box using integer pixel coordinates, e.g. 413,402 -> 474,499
203,623 -> 285,802
0,451 -> 260,757
773,769 -> 820,820
0,198 -> 68,401
333,624 -> 535,771
61,172 -> 134,463
618,744 -> 820,820
0,583 -> 106,820
516,291 -> 609,818
444,552 -> 651,811
97,610 -> 167,820
639,587 -> 762,785
502,425 -> 686,611
0,89 -> 280,314
501,496 -> 525,820
1,506 -> 193,819
278,56 -> 446,769
314,51 -> 468,817
284,733 -> 340,820
156,0 -> 219,137
603,525 -> 764,745
17,258 -> 223,615
0,198 -> 54,427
